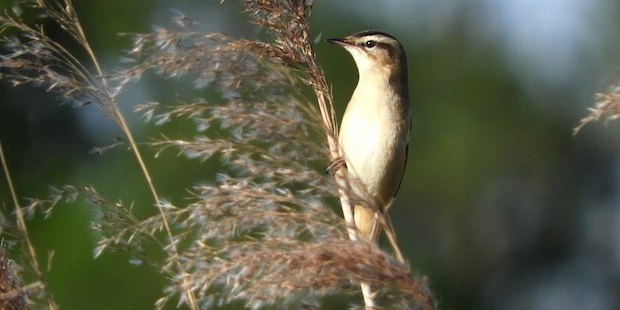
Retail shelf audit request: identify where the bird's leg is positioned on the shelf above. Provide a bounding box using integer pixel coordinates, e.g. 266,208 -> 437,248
326,156 -> 346,175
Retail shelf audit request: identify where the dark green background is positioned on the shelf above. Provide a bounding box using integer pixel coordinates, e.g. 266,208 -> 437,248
2,1 -> 620,309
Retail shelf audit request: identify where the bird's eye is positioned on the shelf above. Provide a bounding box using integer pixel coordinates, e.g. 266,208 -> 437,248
365,40 -> 377,48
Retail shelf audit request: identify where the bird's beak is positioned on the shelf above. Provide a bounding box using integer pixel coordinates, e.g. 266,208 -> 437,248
327,37 -> 351,47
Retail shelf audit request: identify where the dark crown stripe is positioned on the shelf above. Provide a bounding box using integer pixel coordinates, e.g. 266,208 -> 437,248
351,30 -> 397,40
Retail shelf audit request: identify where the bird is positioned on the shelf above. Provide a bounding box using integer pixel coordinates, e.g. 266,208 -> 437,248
328,31 -> 411,245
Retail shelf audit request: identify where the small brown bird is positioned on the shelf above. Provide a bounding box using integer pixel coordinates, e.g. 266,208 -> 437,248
328,31 -> 411,242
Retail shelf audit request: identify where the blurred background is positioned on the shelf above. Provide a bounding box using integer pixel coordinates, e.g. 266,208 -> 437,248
2,0 -> 620,309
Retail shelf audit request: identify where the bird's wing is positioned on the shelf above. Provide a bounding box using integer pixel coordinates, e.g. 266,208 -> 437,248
393,141 -> 409,197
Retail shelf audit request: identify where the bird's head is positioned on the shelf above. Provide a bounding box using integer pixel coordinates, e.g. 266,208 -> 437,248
327,30 -> 407,77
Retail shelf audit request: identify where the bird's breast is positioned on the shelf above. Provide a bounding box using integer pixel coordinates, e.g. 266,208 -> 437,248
338,84 -> 410,206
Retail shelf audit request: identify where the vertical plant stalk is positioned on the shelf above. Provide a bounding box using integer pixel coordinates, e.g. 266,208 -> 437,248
0,142 -> 57,310
314,89 -> 358,240
383,214 -> 406,263
61,1 -> 198,308
299,20 -> 378,310
311,60 -> 378,310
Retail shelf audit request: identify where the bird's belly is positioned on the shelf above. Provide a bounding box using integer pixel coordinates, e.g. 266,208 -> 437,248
339,116 -> 406,206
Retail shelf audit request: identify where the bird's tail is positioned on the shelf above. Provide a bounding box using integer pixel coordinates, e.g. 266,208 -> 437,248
354,204 -> 405,263
354,204 -> 381,241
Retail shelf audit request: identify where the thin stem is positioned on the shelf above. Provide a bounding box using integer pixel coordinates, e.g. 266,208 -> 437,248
0,142 -> 57,309
361,283 -> 377,310
63,1 -> 198,307
310,83 -> 358,241
382,213 -> 405,263
299,0 -> 378,299
308,63 -> 376,308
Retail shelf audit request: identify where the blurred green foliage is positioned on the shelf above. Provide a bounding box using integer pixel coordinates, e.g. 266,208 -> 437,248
2,1 -> 620,309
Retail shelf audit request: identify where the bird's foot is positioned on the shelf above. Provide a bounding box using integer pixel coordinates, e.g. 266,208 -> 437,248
325,157 -> 346,175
